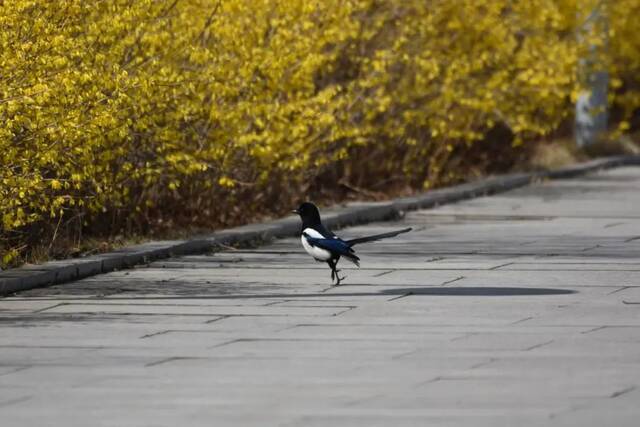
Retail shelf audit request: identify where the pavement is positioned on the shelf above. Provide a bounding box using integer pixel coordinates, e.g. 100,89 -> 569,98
1,166 -> 640,426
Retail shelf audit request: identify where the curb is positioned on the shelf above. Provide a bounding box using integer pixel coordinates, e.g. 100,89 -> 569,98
2,155 -> 640,296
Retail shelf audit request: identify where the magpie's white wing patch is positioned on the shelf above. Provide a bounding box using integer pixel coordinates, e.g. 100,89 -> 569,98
301,228 -> 332,261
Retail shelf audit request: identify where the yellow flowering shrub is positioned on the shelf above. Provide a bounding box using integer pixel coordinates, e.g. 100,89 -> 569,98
333,0 -> 580,187
610,0 -> 640,133
1,0 -> 638,266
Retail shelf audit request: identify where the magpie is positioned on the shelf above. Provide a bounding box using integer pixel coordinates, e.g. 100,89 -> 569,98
293,202 -> 412,285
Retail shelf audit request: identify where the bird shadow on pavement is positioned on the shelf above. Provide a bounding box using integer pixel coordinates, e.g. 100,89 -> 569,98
380,286 -> 576,296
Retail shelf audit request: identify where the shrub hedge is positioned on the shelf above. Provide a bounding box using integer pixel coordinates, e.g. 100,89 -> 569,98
1,0 -> 638,266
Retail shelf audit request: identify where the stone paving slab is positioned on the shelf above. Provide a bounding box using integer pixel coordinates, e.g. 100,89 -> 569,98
1,166 -> 640,426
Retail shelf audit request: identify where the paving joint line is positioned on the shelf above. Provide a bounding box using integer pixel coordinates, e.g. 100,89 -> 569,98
204,314 -> 232,325
440,276 -> 465,286
32,302 -> 69,313
343,394 -> 382,407
522,339 -> 554,351
262,300 -> 286,306
0,396 -> 33,408
414,376 -> 443,388
510,316 -> 534,325
581,245 -> 601,252
610,385 -> 636,398
387,292 -> 413,302
470,358 -> 498,369
373,270 -> 395,277
145,356 -> 200,367
139,330 -> 174,339
332,306 -> 356,316
608,286 -> 631,295
489,262 -> 513,270
604,222 -> 625,228
391,348 -> 422,359
44,311 -> 316,318
0,365 -> 31,377
581,325 -> 608,335
548,403 -> 588,420
450,332 -> 478,342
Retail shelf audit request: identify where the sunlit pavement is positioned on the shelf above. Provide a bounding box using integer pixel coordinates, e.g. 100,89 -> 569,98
2,167 -> 640,426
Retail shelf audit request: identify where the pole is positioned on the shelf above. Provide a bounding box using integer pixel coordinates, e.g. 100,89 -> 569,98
575,1 -> 609,148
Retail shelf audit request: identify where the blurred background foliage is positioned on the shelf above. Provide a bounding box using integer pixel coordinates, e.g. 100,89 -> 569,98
1,0 -> 639,266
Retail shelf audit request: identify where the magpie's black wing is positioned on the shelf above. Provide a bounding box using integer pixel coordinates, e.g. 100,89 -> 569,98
304,234 -> 352,256
303,234 -> 360,265
345,227 -> 412,246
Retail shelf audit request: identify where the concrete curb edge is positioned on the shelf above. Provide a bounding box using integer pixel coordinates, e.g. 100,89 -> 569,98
2,155 -> 640,296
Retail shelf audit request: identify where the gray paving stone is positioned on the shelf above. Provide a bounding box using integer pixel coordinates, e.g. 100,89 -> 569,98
2,165 -> 640,425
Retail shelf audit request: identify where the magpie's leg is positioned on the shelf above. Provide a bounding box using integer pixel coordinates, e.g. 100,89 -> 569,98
327,258 -> 346,285
335,259 -> 345,285
328,259 -> 337,283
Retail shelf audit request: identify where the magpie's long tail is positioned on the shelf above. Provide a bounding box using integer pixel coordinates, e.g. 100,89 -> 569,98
345,227 -> 412,247
343,253 -> 360,267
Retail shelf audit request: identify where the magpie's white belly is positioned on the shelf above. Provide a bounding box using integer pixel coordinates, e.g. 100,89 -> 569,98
301,228 -> 332,261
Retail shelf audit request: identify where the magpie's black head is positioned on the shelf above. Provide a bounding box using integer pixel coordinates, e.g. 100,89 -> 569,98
293,202 -> 321,226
